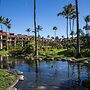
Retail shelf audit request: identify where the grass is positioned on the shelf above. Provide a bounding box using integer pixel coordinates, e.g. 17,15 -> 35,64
0,50 -> 8,56
38,48 -> 67,58
0,69 -> 17,90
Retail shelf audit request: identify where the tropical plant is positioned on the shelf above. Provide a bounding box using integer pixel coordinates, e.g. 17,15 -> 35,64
53,26 -> 58,39
47,35 -> 50,38
69,5 -> 76,33
83,15 -> 90,34
51,36 -> 54,39
34,0 -> 38,73
70,30 -> 75,39
26,28 -> 31,36
75,0 -> 80,56
70,14 -> 76,39
36,25 -> 43,38
0,16 -> 5,30
57,3 -> 76,50
3,18 -> 11,50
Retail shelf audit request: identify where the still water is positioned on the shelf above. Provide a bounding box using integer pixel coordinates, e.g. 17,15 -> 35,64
0,56 -> 90,90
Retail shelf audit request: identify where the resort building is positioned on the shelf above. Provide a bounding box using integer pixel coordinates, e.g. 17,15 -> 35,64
0,30 -> 77,49
0,30 -> 32,49
15,34 -> 32,47
0,30 -> 15,49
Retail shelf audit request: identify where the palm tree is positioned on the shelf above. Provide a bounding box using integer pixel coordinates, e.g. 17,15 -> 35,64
36,25 -> 43,38
57,3 -> 75,50
75,0 -> 80,56
70,30 -> 75,39
47,35 -> 50,39
83,15 -> 90,34
34,0 -> 38,73
53,26 -> 58,39
84,15 -> 90,24
26,28 -> 31,36
3,18 -> 11,50
70,14 -> 76,39
0,16 -> 5,30
69,4 -> 76,32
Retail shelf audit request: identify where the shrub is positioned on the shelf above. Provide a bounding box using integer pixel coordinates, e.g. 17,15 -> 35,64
81,49 -> 90,57
65,49 -> 76,57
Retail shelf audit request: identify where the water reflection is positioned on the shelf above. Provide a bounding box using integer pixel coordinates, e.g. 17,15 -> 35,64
0,56 -> 90,90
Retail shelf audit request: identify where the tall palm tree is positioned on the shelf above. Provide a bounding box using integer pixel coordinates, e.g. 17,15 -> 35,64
69,4 -> 76,32
26,28 -> 31,36
75,0 -> 80,55
34,0 -> 38,73
70,14 -> 76,39
47,35 -> 50,39
53,26 -> 58,39
34,0 -> 37,57
70,30 -> 75,39
57,3 -> 75,50
0,16 -> 5,30
83,15 -> 90,34
36,25 -> 43,38
3,18 -> 11,50
36,25 -> 43,48
84,15 -> 90,24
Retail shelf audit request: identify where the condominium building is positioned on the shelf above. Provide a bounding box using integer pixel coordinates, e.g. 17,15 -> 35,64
0,30 -> 32,49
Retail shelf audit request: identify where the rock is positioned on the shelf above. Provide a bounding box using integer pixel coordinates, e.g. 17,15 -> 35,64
6,87 -> 17,90
16,70 -> 23,75
84,60 -> 88,64
19,75 -> 24,80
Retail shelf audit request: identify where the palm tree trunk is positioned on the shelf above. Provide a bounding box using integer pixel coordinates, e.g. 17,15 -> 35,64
6,28 -> 8,50
54,30 -> 56,42
28,32 -> 29,36
34,0 -> 38,73
1,24 -> 2,30
76,0 -> 80,56
66,17 -> 69,50
72,19 -> 74,40
69,18 -> 72,32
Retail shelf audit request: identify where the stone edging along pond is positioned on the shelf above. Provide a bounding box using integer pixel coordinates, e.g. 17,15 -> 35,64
6,71 -> 24,90
6,76 -> 19,90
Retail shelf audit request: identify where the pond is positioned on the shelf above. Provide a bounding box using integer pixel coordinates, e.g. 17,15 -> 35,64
0,56 -> 90,90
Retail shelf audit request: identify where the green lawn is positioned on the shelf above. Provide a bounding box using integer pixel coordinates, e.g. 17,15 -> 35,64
0,69 -> 16,90
38,48 -> 67,58
0,51 -> 8,56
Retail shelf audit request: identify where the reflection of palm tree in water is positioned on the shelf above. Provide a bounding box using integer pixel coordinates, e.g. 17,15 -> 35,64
35,73 -> 39,89
77,63 -> 81,84
68,62 -> 70,78
87,65 -> 90,79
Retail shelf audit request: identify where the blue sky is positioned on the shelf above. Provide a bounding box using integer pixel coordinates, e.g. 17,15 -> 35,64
0,0 -> 90,38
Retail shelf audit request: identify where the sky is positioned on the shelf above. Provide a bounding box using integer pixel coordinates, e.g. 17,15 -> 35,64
0,0 -> 90,38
